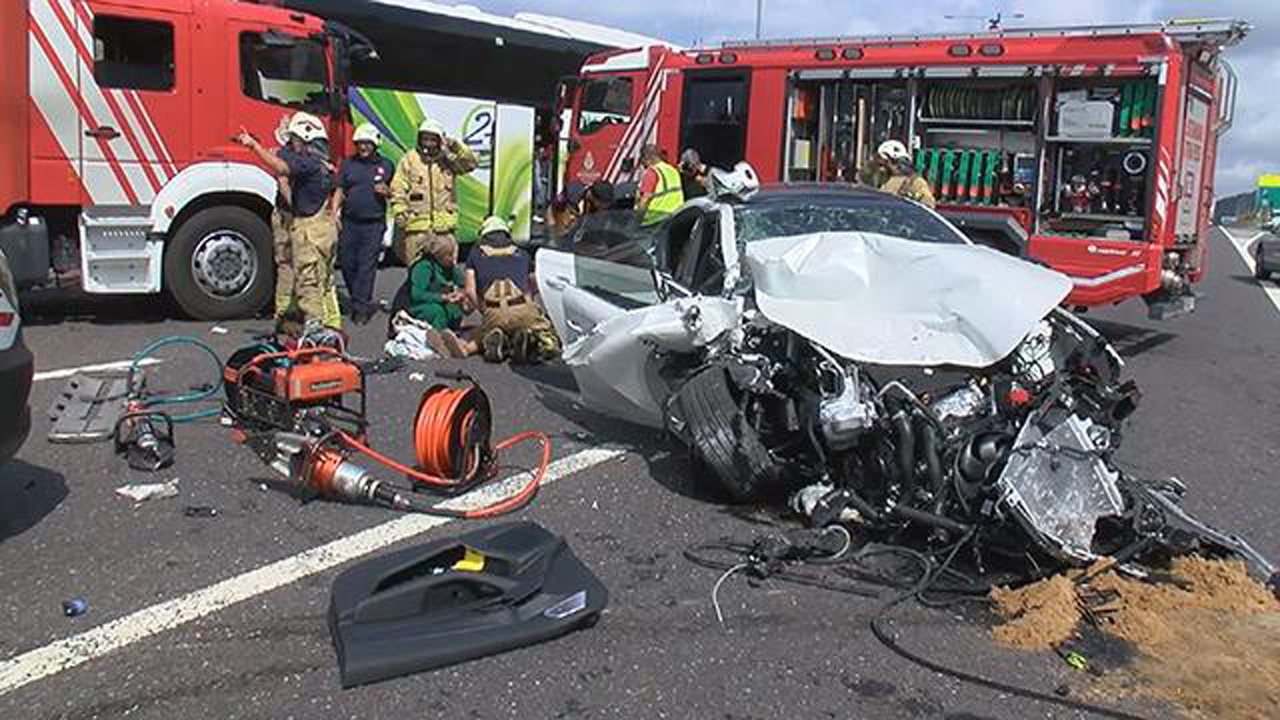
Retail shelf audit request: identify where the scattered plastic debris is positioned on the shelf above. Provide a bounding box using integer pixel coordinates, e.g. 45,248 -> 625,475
409,372 -> 427,382
115,478 -> 179,502
62,598 -> 87,617
183,505 -> 219,517
210,326 -> 229,335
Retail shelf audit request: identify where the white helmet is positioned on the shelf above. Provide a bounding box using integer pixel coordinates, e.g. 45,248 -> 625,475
479,215 -> 511,238
418,118 -> 445,137
286,112 -> 327,143
877,139 -> 910,163
707,161 -> 761,200
352,123 -> 380,146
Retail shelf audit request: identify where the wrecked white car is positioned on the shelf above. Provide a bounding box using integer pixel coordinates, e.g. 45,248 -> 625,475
536,175 -> 1276,584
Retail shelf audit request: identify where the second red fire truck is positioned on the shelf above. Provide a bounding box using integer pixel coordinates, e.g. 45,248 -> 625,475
561,19 -> 1249,318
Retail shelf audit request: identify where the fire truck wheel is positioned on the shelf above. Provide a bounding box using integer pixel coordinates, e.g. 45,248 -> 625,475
165,206 -> 272,320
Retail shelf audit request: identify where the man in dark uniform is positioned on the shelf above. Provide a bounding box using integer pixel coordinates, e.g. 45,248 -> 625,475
332,124 -> 394,324
236,112 -> 340,330
462,216 -> 559,363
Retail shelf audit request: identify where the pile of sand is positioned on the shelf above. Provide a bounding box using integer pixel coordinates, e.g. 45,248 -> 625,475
989,557 -> 1280,719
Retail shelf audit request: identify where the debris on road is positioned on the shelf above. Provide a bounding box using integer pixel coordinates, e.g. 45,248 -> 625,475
183,505 -> 219,517
210,326 -> 229,335
992,557 -> 1280,718
62,598 -> 88,617
329,521 -> 607,687
115,478 -> 180,503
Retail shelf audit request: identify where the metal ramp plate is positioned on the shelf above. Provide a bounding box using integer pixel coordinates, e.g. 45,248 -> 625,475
47,372 -> 132,443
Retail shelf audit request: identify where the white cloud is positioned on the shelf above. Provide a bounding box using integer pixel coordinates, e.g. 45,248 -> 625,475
474,0 -> 1273,194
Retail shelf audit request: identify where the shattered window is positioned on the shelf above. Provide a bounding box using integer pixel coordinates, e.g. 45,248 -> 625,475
240,32 -> 331,112
733,200 -> 968,245
577,77 -> 633,135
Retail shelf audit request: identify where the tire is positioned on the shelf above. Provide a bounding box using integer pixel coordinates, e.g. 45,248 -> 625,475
1256,248 -> 1272,280
675,365 -> 786,502
164,206 -> 273,320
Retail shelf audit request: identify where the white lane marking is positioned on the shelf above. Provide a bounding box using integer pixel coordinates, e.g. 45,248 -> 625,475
0,447 -> 625,695
1219,226 -> 1280,315
32,358 -> 161,383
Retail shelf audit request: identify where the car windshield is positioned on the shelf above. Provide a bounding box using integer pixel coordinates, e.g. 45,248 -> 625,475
733,196 -> 969,245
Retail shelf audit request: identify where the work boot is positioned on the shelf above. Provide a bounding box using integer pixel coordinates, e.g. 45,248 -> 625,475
510,328 -> 532,364
481,329 -> 507,363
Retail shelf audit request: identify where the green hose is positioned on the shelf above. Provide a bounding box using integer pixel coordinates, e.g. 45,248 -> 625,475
127,335 -> 224,423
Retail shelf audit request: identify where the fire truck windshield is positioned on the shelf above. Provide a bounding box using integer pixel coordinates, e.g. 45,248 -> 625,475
733,193 -> 969,246
239,32 -> 331,113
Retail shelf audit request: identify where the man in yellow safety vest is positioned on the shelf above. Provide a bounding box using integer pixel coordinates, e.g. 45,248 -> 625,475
636,144 -> 684,226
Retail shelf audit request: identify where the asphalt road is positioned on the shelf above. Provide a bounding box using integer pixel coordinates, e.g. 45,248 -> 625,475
1,228 -> 1276,719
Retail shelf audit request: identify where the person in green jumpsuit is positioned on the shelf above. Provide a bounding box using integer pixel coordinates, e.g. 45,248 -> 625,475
407,234 -> 469,354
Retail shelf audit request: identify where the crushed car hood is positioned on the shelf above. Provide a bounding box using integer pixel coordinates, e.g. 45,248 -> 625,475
743,232 -> 1074,367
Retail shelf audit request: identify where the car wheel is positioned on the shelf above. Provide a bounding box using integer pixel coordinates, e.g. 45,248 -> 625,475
675,365 -> 785,502
165,206 -> 273,320
1256,248 -> 1272,280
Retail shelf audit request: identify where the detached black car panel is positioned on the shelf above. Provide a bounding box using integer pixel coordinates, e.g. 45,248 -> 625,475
328,521 -> 607,688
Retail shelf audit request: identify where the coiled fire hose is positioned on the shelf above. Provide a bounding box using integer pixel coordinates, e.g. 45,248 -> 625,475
334,384 -> 551,519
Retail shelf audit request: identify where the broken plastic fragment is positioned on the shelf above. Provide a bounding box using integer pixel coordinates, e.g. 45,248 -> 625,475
115,478 -> 179,502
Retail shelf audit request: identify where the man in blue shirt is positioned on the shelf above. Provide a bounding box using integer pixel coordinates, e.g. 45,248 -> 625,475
332,124 -> 395,325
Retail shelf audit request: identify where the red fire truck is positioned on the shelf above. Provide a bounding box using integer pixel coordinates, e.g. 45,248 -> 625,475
0,0 -> 360,319
561,20 -> 1249,318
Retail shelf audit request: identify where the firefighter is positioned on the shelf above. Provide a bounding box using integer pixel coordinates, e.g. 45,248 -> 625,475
876,140 -> 936,209
636,144 -> 684,227
237,112 -> 341,330
462,216 -> 560,363
390,118 -> 478,267
332,123 -> 394,325
678,148 -> 710,200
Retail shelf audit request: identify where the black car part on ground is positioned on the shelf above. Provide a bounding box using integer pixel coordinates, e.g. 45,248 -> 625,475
667,308 -> 1277,586
329,521 -> 608,688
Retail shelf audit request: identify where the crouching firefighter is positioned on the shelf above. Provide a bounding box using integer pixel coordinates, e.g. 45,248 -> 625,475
464,216 -> 560,363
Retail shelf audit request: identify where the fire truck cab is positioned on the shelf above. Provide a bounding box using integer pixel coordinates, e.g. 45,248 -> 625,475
0,0 -> 361,319
562,20 -> 1248,318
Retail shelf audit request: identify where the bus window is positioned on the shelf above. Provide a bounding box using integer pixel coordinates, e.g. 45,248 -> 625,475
577,77 -> 634,135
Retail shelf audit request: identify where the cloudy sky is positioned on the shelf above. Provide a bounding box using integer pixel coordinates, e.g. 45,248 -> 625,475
474,0 -> 1275,196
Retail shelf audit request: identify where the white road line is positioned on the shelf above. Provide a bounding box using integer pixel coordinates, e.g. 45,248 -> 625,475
0,446 -> 625,695
1219,226 -> 1280,315
32,358 -> 161,383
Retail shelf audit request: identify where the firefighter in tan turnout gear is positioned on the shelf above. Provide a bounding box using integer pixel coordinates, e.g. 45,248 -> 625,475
462,216 -> 560,364
876,139 -> 936,209
390,118 -> 478,266
237,112 -> 342,330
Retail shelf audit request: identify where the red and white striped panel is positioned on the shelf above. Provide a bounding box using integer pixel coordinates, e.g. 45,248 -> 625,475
605,59 -> 670,183
28,0 -> 176,207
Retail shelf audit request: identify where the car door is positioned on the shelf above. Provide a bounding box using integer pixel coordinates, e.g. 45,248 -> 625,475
535,206 -> 714,425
